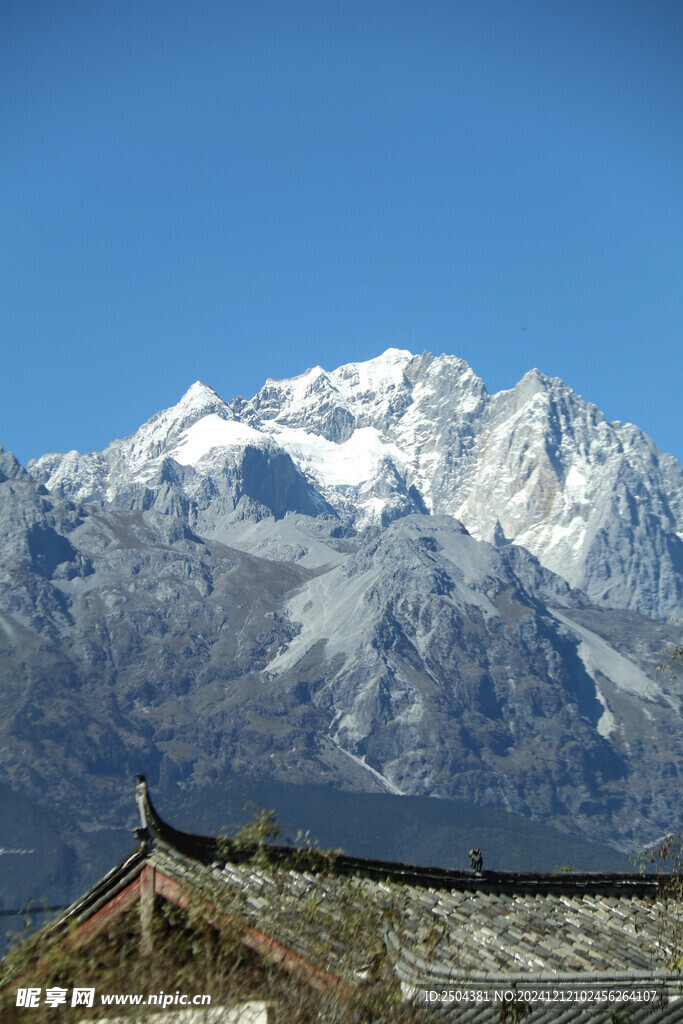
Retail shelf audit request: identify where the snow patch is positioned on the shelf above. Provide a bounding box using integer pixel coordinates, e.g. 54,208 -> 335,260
565,464 -> 587,493
332,348 -> 412,399
269,425 -> 408,489
171,415 -> 266,466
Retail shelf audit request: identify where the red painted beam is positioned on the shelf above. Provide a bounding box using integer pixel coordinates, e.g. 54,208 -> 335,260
152,867 -> 348,995
2,862 -> 349,1003
70,875 -> 142,946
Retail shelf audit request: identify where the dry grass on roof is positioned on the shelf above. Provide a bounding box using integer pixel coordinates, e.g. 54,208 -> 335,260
0,848 -> 427,1024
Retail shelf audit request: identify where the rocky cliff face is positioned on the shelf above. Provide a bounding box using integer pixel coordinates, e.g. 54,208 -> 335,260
262,515 -> 681,849
236,350 -> 683,620
0,486 -> 679,851
31,350 -> 683,619
3,350 -> 683,856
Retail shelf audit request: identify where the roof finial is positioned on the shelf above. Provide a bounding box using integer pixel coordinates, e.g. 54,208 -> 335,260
135,774 -> 149,840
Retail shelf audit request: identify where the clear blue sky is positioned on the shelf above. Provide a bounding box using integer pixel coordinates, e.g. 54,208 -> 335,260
2,0 -> 682,465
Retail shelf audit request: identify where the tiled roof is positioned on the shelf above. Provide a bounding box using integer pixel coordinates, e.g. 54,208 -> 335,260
440,1002 -> 683,1024
33,778 -> 683,1020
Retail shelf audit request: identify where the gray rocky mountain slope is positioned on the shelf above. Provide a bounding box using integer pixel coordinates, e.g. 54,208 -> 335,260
2,348 -> 683,866
1,442 -> 681,854
264,515 -> 681,849
30,351 -> 683,620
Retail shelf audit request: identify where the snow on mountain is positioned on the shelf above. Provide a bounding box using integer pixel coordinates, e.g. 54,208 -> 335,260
29,381 -> 332,524
237,352 -> 683,618
449,369 -> 683,619
30,381 -> 237,501
172,415 -> 266,467
28,350 -> 683,619
263,425 -> 406,490
248,349 -> 415,442
6,347 -> 683,873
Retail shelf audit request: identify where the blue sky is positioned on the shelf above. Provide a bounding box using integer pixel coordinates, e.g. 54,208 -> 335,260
2,0 -> 682,465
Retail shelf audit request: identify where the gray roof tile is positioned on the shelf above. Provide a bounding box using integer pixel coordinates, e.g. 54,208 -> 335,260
37,778 -> 683,1022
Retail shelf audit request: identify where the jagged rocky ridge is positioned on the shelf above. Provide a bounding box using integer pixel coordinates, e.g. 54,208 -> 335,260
1,350 -> 682,857
30,350 -> 683,620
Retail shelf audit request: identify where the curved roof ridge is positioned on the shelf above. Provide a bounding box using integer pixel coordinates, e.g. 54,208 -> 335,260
133,775 -> 663,897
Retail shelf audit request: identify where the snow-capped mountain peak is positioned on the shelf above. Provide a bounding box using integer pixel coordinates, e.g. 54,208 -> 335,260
7,348 -> 683,856
330,347 -> 413,396
144,380 -> 232,437
181,379 -> 224,406
26,348 -> 683,619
